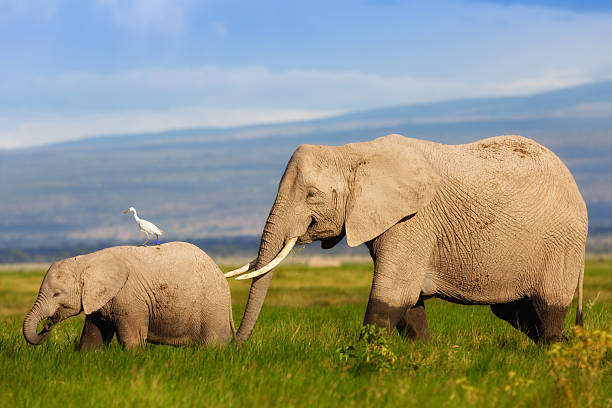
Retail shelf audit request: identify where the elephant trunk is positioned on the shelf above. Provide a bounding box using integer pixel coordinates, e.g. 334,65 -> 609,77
235,195 -> 289,343
23,294 -> 55,346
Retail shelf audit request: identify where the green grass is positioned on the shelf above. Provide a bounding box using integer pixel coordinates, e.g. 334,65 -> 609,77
0,260 -> 610,407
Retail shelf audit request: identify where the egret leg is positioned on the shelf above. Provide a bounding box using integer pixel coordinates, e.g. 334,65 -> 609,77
156,235 -> 159,245
140,233 -> 150,247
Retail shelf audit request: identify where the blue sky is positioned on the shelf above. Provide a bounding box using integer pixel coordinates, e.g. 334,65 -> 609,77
0,0 -> 611,148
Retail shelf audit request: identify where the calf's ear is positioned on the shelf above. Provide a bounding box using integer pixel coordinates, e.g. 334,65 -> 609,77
81,252 -> 129,314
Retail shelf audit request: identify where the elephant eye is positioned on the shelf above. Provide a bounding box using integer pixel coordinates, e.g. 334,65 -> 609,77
53,290 -> 62,297
306,189 -> 317,199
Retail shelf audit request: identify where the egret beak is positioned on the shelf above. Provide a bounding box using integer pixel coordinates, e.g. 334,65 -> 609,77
122,210 -> 130,214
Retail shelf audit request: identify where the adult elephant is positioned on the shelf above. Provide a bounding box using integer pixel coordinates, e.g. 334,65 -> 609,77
227,134 -> 587,344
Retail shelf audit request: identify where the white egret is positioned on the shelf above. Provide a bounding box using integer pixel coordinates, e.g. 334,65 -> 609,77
123,207 -> 163,246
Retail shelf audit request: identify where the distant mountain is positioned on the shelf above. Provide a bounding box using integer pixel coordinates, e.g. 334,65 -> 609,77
1,81 -> 610,253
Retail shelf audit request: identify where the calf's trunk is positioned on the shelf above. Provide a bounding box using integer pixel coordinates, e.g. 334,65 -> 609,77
23,294 -> 55,345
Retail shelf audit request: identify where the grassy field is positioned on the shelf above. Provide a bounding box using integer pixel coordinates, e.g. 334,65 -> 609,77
0,259 -> 610,407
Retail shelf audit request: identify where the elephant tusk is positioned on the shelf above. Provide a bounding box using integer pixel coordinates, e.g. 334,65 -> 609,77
224,258 -> 258,278
235,237 -> 298,280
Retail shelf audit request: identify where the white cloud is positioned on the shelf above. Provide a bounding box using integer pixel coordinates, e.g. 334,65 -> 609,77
95,0 -> 192,33
490,72 -> 595,94
0,106 -> 339,149
1,65 -> 610,149
15,65 -> 606,109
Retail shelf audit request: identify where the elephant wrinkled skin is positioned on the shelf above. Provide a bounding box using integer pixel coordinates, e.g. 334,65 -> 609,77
23,242 -> 235,350
234,134 -> 587,344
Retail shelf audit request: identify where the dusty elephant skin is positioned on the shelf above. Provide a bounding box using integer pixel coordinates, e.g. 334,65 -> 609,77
234,134 -> 588,344
23,242 -> 235,350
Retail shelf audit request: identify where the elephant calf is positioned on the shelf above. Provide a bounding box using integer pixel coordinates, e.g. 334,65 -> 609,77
23,242 -> 235,350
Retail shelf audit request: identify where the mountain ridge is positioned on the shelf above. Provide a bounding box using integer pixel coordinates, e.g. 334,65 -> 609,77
1,81 -> 610,253
9,79 -> 610,152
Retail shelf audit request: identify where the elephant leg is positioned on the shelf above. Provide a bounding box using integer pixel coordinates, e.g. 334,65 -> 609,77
529,254 -> 575,343
363,298 -> 407,333
532,297 -> 568,343
362,236 -> 426,334
490,299 -> 542,343
79,314 -> 115,350
115,317 -> 148,350
396,298 -> 431,342
200,311 -> 232,346
362,265 -> 423,334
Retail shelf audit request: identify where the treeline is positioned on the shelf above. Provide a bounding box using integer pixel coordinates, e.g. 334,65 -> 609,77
0,235 -> 372,264
0,236 -> 261,264
1,227 -> 610,264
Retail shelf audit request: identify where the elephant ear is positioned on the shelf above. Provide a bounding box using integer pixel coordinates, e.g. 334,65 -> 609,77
345,134 -> 440,247
81,252 -> 129,315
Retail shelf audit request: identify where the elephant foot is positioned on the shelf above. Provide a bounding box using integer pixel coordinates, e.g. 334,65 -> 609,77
539,334 -> 565,344
120,342 -> 145,351
362,299 -> 407,335
490,299 -> 568,344
397,300 -> 431,342
115,321 -> 148,350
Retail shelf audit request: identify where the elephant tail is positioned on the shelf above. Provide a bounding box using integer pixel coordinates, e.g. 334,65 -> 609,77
229,304 -> 237,343
575,265 -> 584,326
